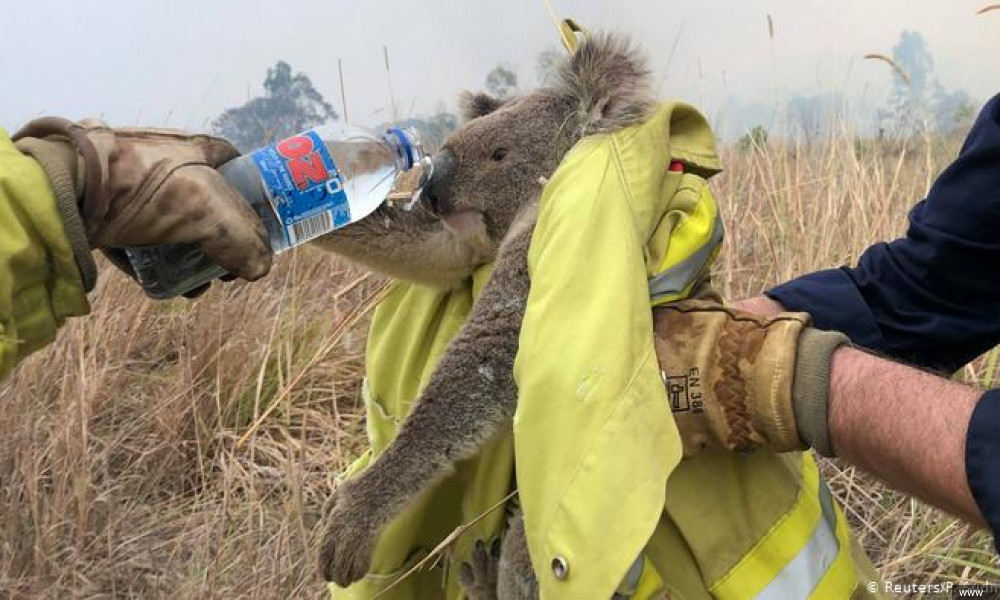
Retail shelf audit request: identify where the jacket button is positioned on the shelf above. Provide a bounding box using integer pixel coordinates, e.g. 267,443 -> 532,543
551,556 -> 569,580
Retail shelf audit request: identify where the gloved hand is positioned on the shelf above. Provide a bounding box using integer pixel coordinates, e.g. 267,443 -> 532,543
12,117 -> 271,295
653,298 -> 849,457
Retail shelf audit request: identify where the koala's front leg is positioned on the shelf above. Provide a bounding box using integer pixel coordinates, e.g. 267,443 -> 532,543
319,213 -> 536,586
311,204 -> 493,288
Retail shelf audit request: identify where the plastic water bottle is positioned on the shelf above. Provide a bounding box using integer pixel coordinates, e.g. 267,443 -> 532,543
125,123 -> 427,299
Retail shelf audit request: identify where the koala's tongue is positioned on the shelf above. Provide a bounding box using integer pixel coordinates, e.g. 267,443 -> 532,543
440,208 -> 486,236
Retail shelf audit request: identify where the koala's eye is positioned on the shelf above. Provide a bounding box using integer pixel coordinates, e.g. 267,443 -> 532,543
491,147 -> 509,162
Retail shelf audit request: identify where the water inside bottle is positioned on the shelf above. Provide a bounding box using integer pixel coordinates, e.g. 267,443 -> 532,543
125,124 -> 426,299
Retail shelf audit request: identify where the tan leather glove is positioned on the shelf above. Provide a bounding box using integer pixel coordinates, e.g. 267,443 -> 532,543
653,298 -> 849,457
12,117 -> 271,293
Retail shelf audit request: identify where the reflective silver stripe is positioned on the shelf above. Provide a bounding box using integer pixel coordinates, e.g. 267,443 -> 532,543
611,554 -> 645,599
648,214 -> 724,302
754,480 -> 841,600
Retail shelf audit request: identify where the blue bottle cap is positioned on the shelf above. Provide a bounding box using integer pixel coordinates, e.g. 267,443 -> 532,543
387,127 -> 418,170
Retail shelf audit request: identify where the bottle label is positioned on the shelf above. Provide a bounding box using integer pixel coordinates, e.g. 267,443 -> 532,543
250,130 -> 351,246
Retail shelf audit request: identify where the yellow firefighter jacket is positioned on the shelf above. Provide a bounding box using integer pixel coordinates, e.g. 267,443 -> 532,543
0,128 -> 90,381
332,102 -> 879,599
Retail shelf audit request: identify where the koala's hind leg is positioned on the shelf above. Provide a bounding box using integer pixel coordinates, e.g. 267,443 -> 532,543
497,514 -> 539,600
459,515 -> 538,600
459,539 -> 502,600
319,212 -> 537,586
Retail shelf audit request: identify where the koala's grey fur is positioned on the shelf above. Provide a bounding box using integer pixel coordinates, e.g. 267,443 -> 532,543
459,514 -> 536,599
314,33 -> 655,598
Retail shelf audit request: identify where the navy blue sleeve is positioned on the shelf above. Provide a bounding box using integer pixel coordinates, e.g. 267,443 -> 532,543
767,93 -> 1000,374
967,389 -> 1000,550
765,95 -> 1000,548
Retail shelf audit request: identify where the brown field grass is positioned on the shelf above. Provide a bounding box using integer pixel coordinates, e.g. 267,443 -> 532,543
2,126 -> 999,598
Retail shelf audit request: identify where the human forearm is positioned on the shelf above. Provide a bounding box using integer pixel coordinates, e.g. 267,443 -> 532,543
827,346 -> 985,527
737,294 -> 986,525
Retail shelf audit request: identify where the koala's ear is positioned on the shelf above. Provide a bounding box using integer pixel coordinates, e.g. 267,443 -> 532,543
554,33 -> 655,136
458,92 -> 506,121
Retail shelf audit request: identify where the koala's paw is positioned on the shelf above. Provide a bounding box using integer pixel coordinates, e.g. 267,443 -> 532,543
459,539 -> 501,600
318,483 -> 380,586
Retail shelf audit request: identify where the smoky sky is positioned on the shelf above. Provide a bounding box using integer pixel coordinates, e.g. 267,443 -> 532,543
2,0 -> 998,136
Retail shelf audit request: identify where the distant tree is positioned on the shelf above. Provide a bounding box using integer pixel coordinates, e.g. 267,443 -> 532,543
934,89 -> 976,135
787,95 -> 824,144
737,125 -> 769,152
880,31 -> 978,138
887,31 -> 940,136
213,61 -> 338,151
786,93 -> 844,144
422,109 -> 459,149
535,47 -> 562,86
485,64 -> 518,99
389,105 -> 459,151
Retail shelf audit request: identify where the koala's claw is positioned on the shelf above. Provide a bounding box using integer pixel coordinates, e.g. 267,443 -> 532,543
318,486 -> 379,586
458,539 -> 502,600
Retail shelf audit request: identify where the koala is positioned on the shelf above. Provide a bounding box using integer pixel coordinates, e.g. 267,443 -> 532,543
312,33 -> 655,599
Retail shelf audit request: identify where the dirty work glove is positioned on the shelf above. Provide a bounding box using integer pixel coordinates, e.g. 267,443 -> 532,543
653,298 -> 849,457
12,117 -> 271,295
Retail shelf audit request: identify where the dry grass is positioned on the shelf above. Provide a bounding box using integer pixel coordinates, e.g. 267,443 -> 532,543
714,126 -> 1000,593
0,252 -> 380,598
1,125 -> 998,598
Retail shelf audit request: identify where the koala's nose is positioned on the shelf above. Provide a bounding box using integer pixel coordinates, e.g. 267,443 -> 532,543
420,149 -> 455,215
